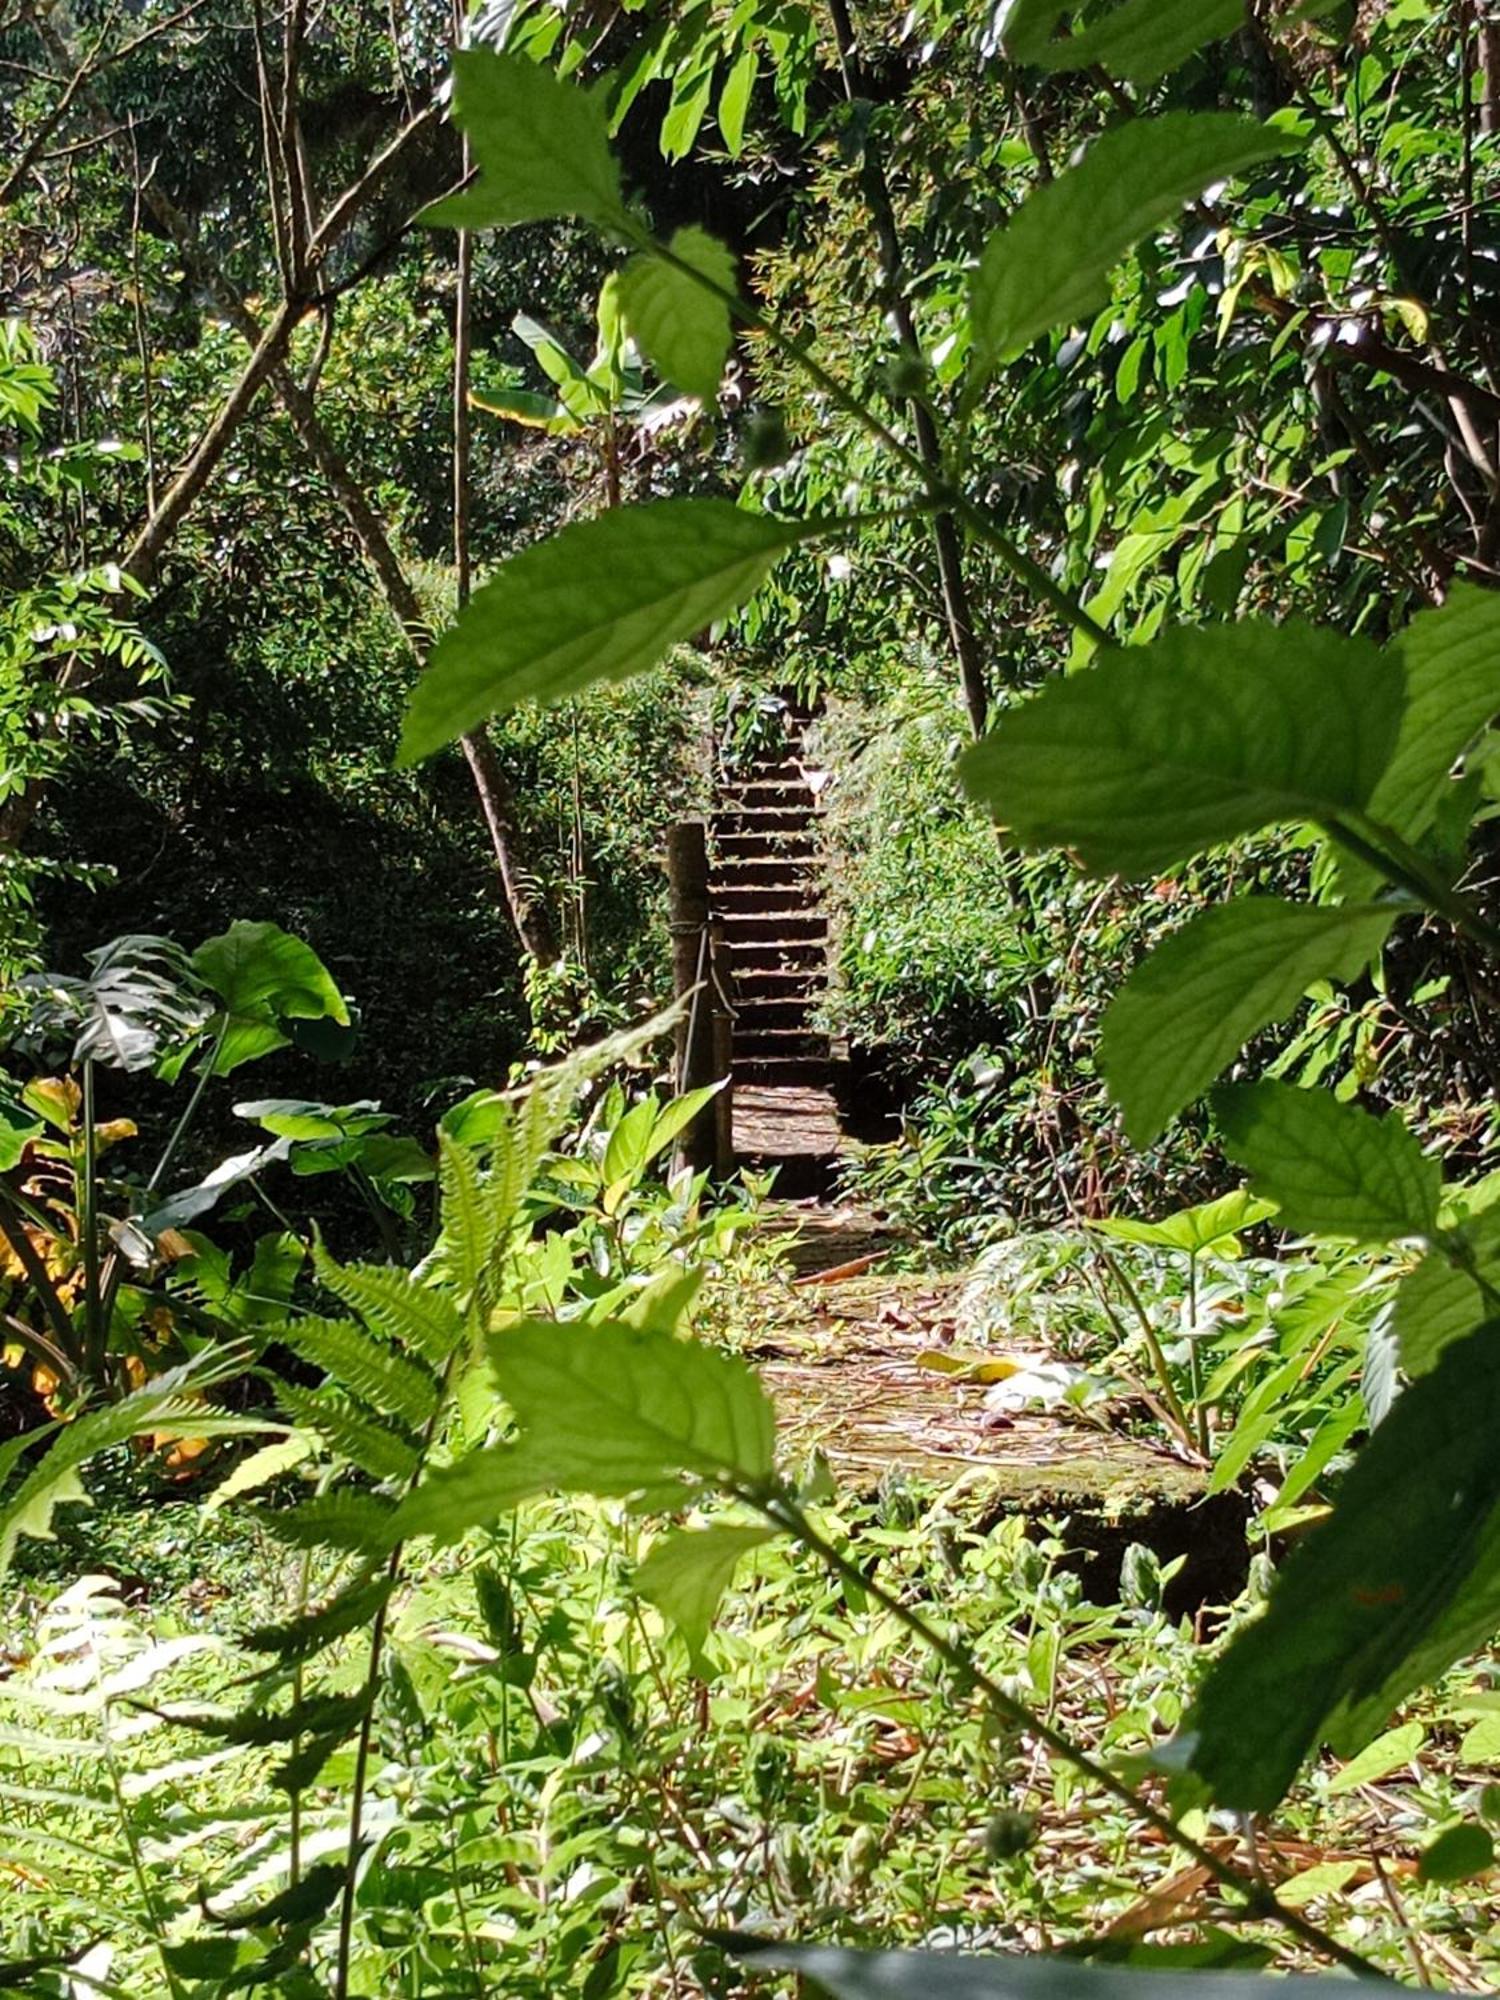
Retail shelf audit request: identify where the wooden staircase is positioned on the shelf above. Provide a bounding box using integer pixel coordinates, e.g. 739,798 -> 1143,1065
709,701 -> 844,1191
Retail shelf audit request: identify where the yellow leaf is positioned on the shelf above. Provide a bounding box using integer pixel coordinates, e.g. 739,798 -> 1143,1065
915,1348 -> 1025,1384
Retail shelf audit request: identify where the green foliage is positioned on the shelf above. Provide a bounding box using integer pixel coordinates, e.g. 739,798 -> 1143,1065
1191,1327 -> 1500,1811
618,228 -> 737,403
1213,1081 -> 1442,1244
402,501 -> 808,759
1100,901 -> 1394,1147
425,50 -> 626,231
959,623 -> 1400,878
969,114 -> 1292,371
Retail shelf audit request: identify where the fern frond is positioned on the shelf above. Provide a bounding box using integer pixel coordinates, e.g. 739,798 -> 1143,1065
436,1136 -> 492,1306
277,1386 -> 418,1484
281,1314 -> 438,1429
169,1686 -> 370,1749
241,1571 -> 394,1662
313,1252 -> 466,1368
254,1488 -> 396,1553
0,1352 -> 257,1577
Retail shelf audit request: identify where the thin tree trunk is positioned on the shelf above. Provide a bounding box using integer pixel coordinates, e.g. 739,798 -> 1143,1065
21,8 -> 555,962
824,0 -> 991,736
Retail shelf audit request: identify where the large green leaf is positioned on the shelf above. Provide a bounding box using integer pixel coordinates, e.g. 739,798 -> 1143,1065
1035,0 -> 1246,85
1213,1081 -> 1441,1245
191,921 -> 348,1075
635,1523 -> 776,1671
1393,1207 -> 1500,1376
488,1318 -> 777,1497
1369,585 -> 1500,849
1091,1189 -> 1276,1258
619,227 -> 737,403
729,1939 -> 1345,1998
423,49 -> 626,231
193,921 -> 346,1023
400,501 -> 809,761
1190,1325 -> 1500,1809
959,623 -> 1402,878
969,115 -> 1290,370
1100,898 -> 1394,1145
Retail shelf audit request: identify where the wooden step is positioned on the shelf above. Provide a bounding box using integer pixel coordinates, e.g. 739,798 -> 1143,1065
735,1027 -> 831,1060
711,858 -> 820,891
727,966 -> 826,1002
732,1054 -> 836,1085
720,912 -> 828,945
720,773 -> 819,799
714,883 -> 816,916
735,998 -> 819,1031
713,831 -> 819,861
713,807 -> 818,838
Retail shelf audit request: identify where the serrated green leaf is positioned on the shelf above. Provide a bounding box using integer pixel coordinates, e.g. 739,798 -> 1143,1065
381,1442 -> 549,1546
489,1318 -> 776,1497
1035,0 -> 1245,84
423,49 -> 625,231
960,622 -> 1402,877
277,1386 -> 418,1484
619,228 -> 736,402
1394,1211 -> 1500,1376
635,1523 -> 775,1671
255,1488 -> 397,1553
970,114 -> 1291,370
401,501 -> 809,760
1372,585 -> 1500,850
999,0 -> 1069,61
0,1355 -> 249,1577
1214,1081 -> 1441,1244
1100,898 -> 1395,1144
1190,1325 -> 1500,1810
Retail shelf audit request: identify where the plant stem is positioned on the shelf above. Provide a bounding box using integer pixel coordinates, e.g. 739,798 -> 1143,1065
625,225 -> 1114,658
750,1486 -> 1386,1981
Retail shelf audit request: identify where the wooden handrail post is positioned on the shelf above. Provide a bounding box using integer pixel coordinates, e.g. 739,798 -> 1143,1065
666,820 -> 717,1174
709,915 -> 736,1177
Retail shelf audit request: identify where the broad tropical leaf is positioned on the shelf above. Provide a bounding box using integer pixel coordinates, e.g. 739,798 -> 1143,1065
489,1318 -> 777,1497
423,49 -> 626,231
1100,899 -> 1394,1144
619,227 -> 737,403
1091,1190 -> 1276,1257
635,1523 -> 775,1671
191,921 -> 348,1075
1213,1082 -> 1441,1244
1190,1326 -> 1500,1809
969,115 -> 1291,370
400,501 -> 811,760
960,623 -> 1402,877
